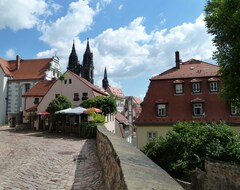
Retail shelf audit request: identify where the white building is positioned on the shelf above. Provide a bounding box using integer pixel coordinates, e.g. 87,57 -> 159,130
0,55 -> 60,126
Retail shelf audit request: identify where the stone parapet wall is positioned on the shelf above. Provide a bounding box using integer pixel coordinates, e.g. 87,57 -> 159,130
191,159 -> 240,190
96,126 -> 184,190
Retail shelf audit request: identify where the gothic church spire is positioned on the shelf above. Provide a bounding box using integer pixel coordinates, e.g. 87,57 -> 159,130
102,67 -> 109,90
67,41 -> 81,75
82,38 -> 94,84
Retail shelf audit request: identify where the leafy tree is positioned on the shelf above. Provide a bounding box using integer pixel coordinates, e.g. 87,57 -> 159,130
46,95 -> 72,114
204,0 -> 240,101
80,96 -> 117,115
46,95 -> 72,132
143,121 -> 240,181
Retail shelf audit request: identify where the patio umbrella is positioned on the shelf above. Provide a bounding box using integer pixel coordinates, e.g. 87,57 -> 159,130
38,112 -> 50,115
64,106 -> 86,115
83,107 -> 102,114
55,108 -> 72,114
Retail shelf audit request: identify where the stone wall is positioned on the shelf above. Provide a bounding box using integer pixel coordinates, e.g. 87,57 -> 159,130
191,159 -> 240,190
96,126 -> 184,190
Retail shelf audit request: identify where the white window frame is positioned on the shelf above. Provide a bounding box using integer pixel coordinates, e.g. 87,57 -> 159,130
147,132 -> 157,141
175,84 -> 183,94
231,103 -> 240,116
193,103 -> 203,116
192,83 -> 201,93
157,104 -> 167,117
209,82 -> 218,92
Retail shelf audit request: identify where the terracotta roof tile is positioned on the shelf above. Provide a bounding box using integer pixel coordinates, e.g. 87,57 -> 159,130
70,71 -> 108,96
116,112 -> 129,125
0,58 -> 12,76
151,59 -> 219,81
12,58 -> 52,80
22,80 -> 55,97
107,86 -> 124,98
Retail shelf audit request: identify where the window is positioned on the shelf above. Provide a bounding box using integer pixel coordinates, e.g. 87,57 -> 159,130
25,83 -> 30,92
193,103 -> 203,116
55,94 -> 60,98
231,103 -> 240,116
157,104 -> 167,117
69,79 -> 72,84
64,79 -> 67,84
175,84 -> 183,94
192,83 -> 201,93
34,98 -> 39,104
74,93 -> 79,101
209,82 -> 219,92
147,132 -> 157,141
82,92 -> 88,100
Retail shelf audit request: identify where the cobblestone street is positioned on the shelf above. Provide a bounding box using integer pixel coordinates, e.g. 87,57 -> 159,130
0,126 -> 105,190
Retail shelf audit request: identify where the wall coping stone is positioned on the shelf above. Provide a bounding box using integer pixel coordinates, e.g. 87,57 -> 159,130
97,126 -> 184,190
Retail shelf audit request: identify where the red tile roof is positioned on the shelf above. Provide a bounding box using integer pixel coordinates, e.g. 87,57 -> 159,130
70,71 -> 108,96
22,80 -> 55,97
107,86 -> 124,98
0,58 -> 12,76
12,58 -> 52,80
0,56 -> 53,80
151,59 -> 219,81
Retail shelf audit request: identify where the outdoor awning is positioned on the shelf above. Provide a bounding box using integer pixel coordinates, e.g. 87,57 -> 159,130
38,112 -> 49,115
83,107 -> 102,114
55,108 -> 72,114
64,107 -> 86,115
55,107 -> 86,115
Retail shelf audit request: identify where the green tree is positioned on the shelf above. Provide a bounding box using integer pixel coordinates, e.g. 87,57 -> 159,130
46,95 -> 72,131
204,0 -> 240,101
46,95 -> 72,114
80,96 -> 117,115
143,121 -> 240,181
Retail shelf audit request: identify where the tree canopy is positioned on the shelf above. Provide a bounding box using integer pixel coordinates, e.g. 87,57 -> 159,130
143,121 -> 240,181
204,0 -> 240,101
80,95 -> 117,115
46,95 -> 72,114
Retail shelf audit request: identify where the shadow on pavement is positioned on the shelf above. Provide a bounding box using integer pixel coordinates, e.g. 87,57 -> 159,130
71,139 -> 106,190
0,126 -> 82,141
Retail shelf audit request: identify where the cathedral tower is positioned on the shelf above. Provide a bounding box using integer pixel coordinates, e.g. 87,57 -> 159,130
82,39 -> 94,84
102,67 -> 109,90
67,41 -> 81,75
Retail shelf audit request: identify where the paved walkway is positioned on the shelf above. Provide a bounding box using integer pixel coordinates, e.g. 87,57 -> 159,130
0,126 -> 105,190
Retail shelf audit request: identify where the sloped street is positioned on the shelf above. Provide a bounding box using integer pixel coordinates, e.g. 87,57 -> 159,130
0,126 -> 105,190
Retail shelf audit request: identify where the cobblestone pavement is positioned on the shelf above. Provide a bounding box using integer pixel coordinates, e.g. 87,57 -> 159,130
0,126 -> 105,190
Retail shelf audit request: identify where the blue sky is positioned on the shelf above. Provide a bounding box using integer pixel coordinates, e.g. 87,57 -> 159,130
0,0 -> 215,99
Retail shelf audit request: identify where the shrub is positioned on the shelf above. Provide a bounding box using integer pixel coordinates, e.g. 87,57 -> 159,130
142,121 -> 240,181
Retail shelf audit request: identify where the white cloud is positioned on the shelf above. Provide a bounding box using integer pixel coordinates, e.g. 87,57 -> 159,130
0,0 -> 55,31
36,4 -> 214,92
39,0 -> 96,45
118,4 -> 123,11
5,48 -> 15,59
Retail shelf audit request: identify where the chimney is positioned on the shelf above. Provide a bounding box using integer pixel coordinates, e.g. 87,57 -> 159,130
16,55 -> 20,70
175,51 -> 180,69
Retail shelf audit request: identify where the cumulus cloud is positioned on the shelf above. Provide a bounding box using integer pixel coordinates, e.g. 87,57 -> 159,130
0,0 -> 58,31
39,0 -> 96,45
5,48 -> 16,59
36,3 -> 214,91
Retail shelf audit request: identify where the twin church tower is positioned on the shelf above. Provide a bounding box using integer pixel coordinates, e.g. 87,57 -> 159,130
67,39 -> 109,90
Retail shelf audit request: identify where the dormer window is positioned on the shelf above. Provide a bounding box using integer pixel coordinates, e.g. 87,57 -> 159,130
157,104 -> 167,117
